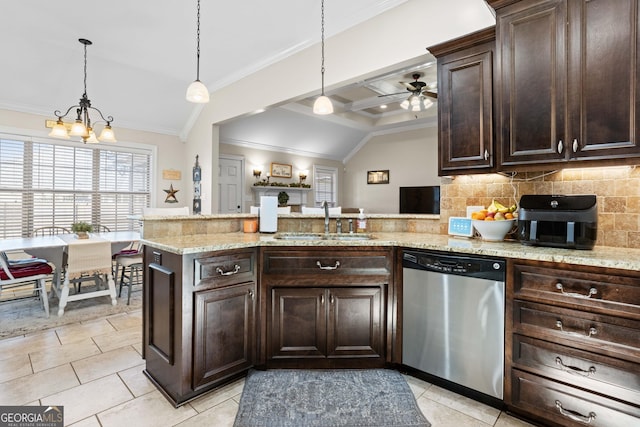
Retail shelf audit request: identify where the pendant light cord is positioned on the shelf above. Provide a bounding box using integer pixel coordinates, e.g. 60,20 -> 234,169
83,42 -> 88,96
196,0 -> 201,81
320,0 -> 326,96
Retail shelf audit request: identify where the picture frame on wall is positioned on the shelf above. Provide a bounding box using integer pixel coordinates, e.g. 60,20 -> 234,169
367,170 -> 389,184
270,162 -> 293,178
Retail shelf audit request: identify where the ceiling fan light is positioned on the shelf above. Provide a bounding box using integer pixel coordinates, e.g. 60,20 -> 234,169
423,98 -> 434,109
49,120 -> 70,139
69,119 -> 87,136
313,95 -> 334,115
400,99 -> 410,110
186,80 -> 210,103
98,124 -> 117,142
410,95 -> 421,107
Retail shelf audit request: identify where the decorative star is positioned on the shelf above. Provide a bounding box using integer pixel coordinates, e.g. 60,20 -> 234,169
164,184 -> 179,203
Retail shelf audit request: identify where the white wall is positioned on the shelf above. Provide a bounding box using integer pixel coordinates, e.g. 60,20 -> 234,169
219,142 -> 344,211
0,109 -> 186,210
343,126 -> 439,213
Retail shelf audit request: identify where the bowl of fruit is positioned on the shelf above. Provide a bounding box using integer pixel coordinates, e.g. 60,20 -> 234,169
471,200 -> 518,241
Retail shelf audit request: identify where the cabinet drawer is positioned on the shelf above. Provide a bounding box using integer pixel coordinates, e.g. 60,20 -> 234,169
510,369 -> 640,427
262,248 -> 392,277
512,301 -> 640,363
194,251 -> 255,288
513,262 -> 640,319
512,334 -> 640,404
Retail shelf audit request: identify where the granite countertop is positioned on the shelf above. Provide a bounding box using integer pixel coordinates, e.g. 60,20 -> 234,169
141,232 -> 640,272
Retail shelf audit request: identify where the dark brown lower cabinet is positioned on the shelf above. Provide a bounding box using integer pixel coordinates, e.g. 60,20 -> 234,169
269,287 -> 384,365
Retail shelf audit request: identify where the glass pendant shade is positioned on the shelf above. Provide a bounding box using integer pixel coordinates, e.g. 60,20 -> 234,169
69,120 -> 87,136
313,95 -> 334,115
99,125 -> 117,142
85,130 -> 99,144
186,80 -> 210,103
49,120 -> 70,139
399,99 -> 410,110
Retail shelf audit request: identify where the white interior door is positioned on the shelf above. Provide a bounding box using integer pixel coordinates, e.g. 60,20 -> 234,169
218,156 -> 243,213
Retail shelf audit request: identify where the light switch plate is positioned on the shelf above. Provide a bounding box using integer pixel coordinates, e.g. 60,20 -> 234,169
448,216 -> 474,237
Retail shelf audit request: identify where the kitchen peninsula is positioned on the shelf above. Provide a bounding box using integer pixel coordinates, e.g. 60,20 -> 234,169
140,214 -> 640,427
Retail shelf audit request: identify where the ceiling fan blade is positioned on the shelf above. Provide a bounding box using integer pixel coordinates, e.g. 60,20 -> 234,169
423,90 -> 438,99
377,92 -> 406,97
400,81 -> 418,91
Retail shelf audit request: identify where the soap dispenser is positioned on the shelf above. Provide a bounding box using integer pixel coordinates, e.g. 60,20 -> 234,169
356,208 -> 367,233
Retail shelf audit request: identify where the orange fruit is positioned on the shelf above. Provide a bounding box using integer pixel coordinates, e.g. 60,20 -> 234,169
471,211 -> 486,220
504,212 -> 514,219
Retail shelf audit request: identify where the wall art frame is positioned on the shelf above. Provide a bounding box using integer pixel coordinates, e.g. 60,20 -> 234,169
270,162 -> 293,178
367,170 -> 389,184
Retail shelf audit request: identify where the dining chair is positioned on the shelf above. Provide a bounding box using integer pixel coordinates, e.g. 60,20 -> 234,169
0,252 -> 52,317
56,238 -> 117,316
91,224 -> 111,232
31,226 -> 71,237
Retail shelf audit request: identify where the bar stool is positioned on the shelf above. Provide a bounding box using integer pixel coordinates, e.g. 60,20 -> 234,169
115,251 -> 143,305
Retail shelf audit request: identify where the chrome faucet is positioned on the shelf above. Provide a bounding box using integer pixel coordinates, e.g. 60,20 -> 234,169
322,200 -> 330,234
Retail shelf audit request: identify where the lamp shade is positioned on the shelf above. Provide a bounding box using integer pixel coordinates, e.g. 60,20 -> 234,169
98,125 -> 117,142
85,130 -> 100,144
49,120 -> 70,139
69,120 -> 87,137
313,95 -> 334,115
186,80 -> 210,103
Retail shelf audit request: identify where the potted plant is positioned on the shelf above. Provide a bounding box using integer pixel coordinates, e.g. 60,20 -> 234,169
71,221 -> 93,239
277,191 -> 289,207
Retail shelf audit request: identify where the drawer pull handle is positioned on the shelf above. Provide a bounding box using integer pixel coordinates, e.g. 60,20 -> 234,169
555,283 -> 597,299
215,265 -> 241,276
556,320 -> 597,338
316,260 -> 340,270
555,400 -> 596,424
555,357 -> 596,377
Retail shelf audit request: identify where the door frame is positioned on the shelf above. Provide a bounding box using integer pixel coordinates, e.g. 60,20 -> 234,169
218,154 -> 245,213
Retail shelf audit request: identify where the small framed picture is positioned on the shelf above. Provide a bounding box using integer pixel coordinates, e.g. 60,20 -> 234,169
367,170 -> 389,184
270,162 -> 293,178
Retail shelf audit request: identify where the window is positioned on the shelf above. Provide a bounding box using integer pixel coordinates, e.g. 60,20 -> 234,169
313,165 -> 338,207
0,135 -> 150,238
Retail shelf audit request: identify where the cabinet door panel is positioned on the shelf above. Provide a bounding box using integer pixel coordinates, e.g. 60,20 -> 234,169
498,0 -> 567,166
270,288 -> 326,359
327,287 -> 384,358
193,283 -> 255,390
571,0 -> 640,158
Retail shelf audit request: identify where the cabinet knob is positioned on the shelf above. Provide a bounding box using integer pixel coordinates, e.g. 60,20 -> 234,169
557,140 -> 564,154
248,289 -> 254,300
572,138 -> 579,153
484,149 -> 489,161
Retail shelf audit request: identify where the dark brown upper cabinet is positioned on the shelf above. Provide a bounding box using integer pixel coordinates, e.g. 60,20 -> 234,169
492,0 -> 640,170
429,27 -> 496,175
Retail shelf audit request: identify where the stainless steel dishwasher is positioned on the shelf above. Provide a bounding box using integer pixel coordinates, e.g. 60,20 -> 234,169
402,250 -> 505,400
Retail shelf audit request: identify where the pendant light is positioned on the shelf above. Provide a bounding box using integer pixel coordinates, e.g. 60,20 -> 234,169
48,38 -> 116,143
186,0 -> 210,103
313,0 -> 333,115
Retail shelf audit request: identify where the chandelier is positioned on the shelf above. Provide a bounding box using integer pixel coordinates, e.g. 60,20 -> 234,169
48,38 -> 116,144
312,0 -> 333,115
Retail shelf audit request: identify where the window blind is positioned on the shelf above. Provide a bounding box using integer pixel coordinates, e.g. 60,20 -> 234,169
313,165 -> 338,207
0,135 -> 150,238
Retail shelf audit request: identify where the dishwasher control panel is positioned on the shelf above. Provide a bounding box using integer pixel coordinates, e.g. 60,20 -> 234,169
403,250 -> 505,282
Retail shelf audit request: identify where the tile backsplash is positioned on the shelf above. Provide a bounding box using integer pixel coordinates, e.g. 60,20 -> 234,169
439,165 -> 640,248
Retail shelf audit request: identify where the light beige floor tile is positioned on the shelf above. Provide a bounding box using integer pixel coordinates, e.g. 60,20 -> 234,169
189,378 -> 244,413
55,318 -> 116,345
41,374 -> 132,425
423,385 -> 501,425
174,398 -> 239,427
132,342 -> 143,356
69,415 -> 101,427
0,352 -> 33,382
417,395 -> 491,427
72,346 -> 142,384
495,412 -> 537,427
106,312 -> 141,331
97,389 -> 198,427
0,363 -> 79,405
30,338 -> 101,372
117,363 -> 155,397
403,374 -> 432,399
0,331 -> 60,361
92,325 -> 142,353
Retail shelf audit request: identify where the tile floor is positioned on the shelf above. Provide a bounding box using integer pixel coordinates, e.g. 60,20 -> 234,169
0,309 -> 536,427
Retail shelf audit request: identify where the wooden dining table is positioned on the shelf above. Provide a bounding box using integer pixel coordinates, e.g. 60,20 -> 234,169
0,231 -> 140,291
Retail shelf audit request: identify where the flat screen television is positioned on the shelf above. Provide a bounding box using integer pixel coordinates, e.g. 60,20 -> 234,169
399,186 -> 440,214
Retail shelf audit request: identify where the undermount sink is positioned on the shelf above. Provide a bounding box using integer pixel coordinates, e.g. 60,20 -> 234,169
273,232 -> 374,241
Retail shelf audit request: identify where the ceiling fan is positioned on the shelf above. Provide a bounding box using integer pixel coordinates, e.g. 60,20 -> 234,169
378,73 -> 437,111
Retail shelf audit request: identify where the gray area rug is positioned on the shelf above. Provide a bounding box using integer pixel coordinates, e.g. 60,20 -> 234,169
234,369 -> 431,427
0,284 -> 141,339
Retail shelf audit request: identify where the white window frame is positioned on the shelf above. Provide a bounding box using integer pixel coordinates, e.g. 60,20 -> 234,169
312,164 -> 338,207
